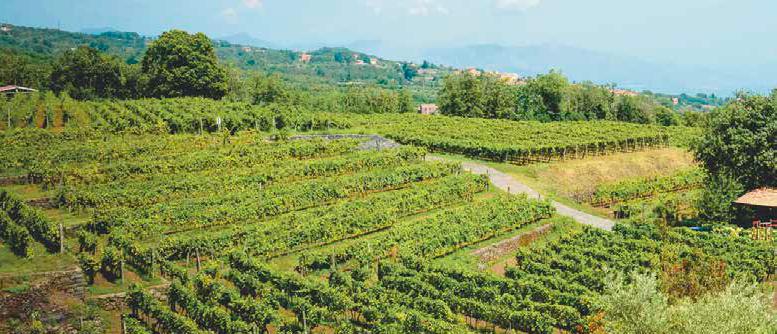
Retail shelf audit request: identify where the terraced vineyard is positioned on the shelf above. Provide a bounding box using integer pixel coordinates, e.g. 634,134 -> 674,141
585,167 -> 706,207
1,129 -> 561,333
1,101 -> 772,334
2,96 -> 701,167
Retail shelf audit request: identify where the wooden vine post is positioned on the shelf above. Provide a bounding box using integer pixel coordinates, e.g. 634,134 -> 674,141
59,222 -> 64,254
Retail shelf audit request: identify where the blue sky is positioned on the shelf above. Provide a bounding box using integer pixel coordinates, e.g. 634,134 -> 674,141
1,0 -> 776,67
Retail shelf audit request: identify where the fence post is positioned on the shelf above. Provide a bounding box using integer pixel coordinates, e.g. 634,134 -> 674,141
59,222 -> 64,254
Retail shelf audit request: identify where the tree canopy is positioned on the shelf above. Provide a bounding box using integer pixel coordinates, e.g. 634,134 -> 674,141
694,93 -> 776,190
141,30 -> 228,99
49,46 -> 129,99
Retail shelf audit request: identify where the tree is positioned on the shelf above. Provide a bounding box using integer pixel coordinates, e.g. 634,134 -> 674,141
141,30 -> 228,99
527,71 -> 569,121
247,73 -> 292,105
655,106 -> 680,126
49,46 -> 125,99
0,50 -> 50,90
561,82 -> 614,121
614,95 -> 655,124
601,272 -> 777,334
438,72 -> 516,118
402,63 -> 418,81
694,93 -> 776,190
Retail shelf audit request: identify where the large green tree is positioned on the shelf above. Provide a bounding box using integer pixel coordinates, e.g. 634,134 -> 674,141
49,46 -> 126,99
694,93 -> 776,190
438,72 -> 515,119
0,50 -> 50,90
141,30 -> 228,99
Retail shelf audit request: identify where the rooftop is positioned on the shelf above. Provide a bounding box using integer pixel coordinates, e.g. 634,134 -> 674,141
0,85 -> 38,93
734,188 -> 777,208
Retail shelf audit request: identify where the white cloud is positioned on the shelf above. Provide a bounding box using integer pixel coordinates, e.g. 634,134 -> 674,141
243,0 -> 262,9
221,7 -> 239,24
495,0 -> 541,11
364,0 -> 449,16
365,0 -> 383,14
408,0 -> 449,16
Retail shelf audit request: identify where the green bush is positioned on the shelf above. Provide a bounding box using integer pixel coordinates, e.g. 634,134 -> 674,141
0,211 -> 31,257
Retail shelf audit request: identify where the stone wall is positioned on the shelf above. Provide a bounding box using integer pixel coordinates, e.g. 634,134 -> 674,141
0,268 -> 86,320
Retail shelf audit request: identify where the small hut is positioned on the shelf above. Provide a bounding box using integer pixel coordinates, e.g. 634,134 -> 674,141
0,85 -> 38,96
734,188 -> 776,240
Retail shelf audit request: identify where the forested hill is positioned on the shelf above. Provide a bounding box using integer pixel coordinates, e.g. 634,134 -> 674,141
0,23 -> 723,109
0,24 -> 449,91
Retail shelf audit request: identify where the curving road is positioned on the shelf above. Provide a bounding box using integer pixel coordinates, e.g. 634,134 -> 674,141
428,156 -> 615,231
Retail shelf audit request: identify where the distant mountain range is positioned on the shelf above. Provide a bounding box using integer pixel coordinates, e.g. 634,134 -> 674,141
331,40 -> 777,96
418,44 -> 777,96
217,33 -> 279,50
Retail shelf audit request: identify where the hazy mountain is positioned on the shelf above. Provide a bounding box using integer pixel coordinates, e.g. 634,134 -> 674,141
218,32 -> 278,49
420,44 -> 777,96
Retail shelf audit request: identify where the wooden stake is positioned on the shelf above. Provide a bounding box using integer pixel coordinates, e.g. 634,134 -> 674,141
195,248 -> 201,272
59,223 -> 64,253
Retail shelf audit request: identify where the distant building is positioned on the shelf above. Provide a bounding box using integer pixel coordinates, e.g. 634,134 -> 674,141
352,53 -> 360,60
0,24 -> 11,33
466,68 -> 481,76
672,97 -> 680,105
369,58 -> 379,65
242,46 -> 252,52
299,53 -> 312,63
0,85 -> 38,96
610,89 -> 639,97
498,72 -> 525,85
419,104 -> 439,115
355,59 -> 366,65
417,68 -> 437,75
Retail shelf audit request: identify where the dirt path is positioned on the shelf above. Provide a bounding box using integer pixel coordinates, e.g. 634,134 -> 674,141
429,156 -> 615,231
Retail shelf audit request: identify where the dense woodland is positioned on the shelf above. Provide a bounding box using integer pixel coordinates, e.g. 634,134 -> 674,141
0,23 -> 774,334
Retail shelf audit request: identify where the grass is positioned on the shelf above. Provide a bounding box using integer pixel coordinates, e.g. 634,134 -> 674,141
43,207 -> 91,229
431,147 -> 695,218
3,184 -> 50,200
0,243 -> 77,276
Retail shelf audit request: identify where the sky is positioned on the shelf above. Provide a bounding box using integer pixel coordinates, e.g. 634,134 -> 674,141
1,0 -> 777,67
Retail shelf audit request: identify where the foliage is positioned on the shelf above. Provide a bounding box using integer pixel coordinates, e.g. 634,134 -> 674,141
127,284 -> 203,334
697,173 -> 746,225
0,189 -> 60,253
141,30 -> 228,99
300,194 -> 554,270
600,272 -> 777,334
100,246 -> 123,281
78,253 -> 100,284
587,168 -> 705,206
49,46 -> 130,99
0,49 -> 51,90
340,85 -> 414,114
367,114 -> 675,164
0,211 -> 31,257
438,71 -> 514,119
694,93 -> 776,190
